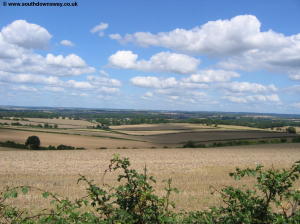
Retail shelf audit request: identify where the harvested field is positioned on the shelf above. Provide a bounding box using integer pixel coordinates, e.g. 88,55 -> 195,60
0,125 -> 298,148
111,123 -> 213,131
111,123 -> 265,132
1,143 -> 300,211
0,128 -> 155,149
0,118 -> 96,129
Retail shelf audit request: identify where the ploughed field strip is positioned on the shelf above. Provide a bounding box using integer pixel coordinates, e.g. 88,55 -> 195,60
137,130 -> 299,144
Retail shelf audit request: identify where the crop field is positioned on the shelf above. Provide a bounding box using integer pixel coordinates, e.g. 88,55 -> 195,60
1,143 -> 300,211
0,128 -> 155,149
1,121 -> 298,149
0,118 -> 96,129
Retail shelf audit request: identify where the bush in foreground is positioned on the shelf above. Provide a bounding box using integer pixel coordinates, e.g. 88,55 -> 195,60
0,155 -> 300,223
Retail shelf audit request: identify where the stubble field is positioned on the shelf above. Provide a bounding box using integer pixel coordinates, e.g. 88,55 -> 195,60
1,143 -> 300,211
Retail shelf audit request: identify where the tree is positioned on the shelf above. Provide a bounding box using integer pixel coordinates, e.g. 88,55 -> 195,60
286,126 -> 297,134
25,136 -> 40,150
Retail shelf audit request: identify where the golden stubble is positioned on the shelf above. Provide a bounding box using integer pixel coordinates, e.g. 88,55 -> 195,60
1,143 -> 300,211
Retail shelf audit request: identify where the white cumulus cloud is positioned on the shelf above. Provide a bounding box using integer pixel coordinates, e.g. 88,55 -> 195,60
183,70 -> 240,83
289,74 -> 300,81
131,76 -> 178,88
1,20 -> 52,49
60,40 -> 74,47
91,22 -> 109,36
221,82 -> 277,93
113,15 -> 289,56
224,94 -> 280,103
112,15 -> 300,76
109,51 -> 200,74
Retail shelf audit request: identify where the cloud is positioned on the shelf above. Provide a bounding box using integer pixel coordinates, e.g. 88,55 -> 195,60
0,72 -> 62,85
44,86 -> 64,92
131,76 -> 177,88
292,102 -> 300,108
109,51 -> 200,74
66,80 -> 94,89
224,94 -> 280,103
113,15 -> 290,56
12,85 -> 38,92
0,34 -> 26,59
62,74 -> 122,93
109,33 -> 122,40
60,40 -> 74,47
1,20 -> 51,49
87,75 -> 121,87
131,73 -> 279,106
157,89 -> 209,104
289,74 -> 300,81
0,21 -> 95,77
183,70 -> 240,83
46,54 -> 86,67
0,51 -> 95,77
131,75 -> 210,104
221,82 -> 277,93
284,85 -> 300,93
131,69 -> 239,90
0,20 -> 124,101
91,22 -> 109,36
141,91 -> 154,99
112,15 -> 300,76
98,87 -> 120,94
0,71 -> 122,96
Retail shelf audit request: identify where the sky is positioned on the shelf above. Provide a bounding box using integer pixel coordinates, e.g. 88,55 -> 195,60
0,0 -> 300,114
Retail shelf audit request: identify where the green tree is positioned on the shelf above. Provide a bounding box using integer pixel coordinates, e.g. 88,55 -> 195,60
25,136 -> 40,150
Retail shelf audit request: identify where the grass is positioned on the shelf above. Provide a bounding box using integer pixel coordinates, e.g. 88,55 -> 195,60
1,143 -> 300,211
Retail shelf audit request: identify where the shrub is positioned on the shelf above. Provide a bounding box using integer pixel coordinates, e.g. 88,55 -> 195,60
25,136 -> 40,150
0,141 -> 27,149
76,147 -> 85,150
183,140 -> 197,148
280,138 -> 288,143
56,144 -> 75,150
292,136 -> 300,143
99,147 -> 107,149
47,145 -> 56,150
286,126 -> 297,134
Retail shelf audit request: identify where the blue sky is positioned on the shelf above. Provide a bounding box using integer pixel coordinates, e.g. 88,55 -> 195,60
0,0 -> 300,113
